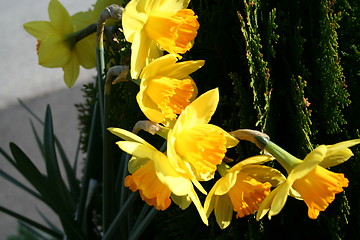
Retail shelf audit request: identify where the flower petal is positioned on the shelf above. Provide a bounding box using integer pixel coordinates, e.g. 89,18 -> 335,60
116,141 -> 156,159
128,156 -> 149,174
241,165 -> 286,187
268,181 -> 292,218
75,35 -> 97,69
187,189 -> 209,225
204,182 -> 218,217
288,145 -> 327,183
130,30 -> 162,79
122,0 -> 148,42
48,0 -> 72,33
174,88 -> 219,133
320,139 -> 360,168
140,54 -> 178,79
136,91 -> 165,123
171,194 -> 191,209
38,37 -> 71,67
23,21 -> 57,40
108,127 -> 153,147
214,171 -> 238,195
62,51 -> 80,87
214,194 -> 233,229
157,59 -> 205,80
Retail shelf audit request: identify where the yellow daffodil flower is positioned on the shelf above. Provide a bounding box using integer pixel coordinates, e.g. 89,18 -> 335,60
137,54 -> 204,126
256,138 -> 360,220
122,0 -> 200,78
108,127 -> 208,225
204,156 -> 285,229
167,88 -> 239,183
23,0 -> 96,87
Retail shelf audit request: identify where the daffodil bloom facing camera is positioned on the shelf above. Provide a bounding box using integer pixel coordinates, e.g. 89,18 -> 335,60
167,88 -> 239,182
108,127 -> 208,225
255,137 -> 360,220
23,0 -> 96,87
137,54 -> 204,126
122,0 -> 200,78
204,156 -> 285,229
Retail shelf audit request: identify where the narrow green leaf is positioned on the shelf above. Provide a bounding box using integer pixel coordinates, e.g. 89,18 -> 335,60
55,136 -> 80,202
29,119 -> 46,160
18,222 -> 54,240
9,142 -> 51,203
77,102 -> 103,229
128,208 -> 157,240
0,168 -> 43,201
43,105 -> 75,211
36,208 -> 63,235
0,205 -> 63,239
0,146 -> 17,169
18,98 -> 44,124
103,192 -> 138,240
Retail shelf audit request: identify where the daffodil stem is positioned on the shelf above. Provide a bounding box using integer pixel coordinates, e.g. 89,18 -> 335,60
255,136 -> 300,173
97,4 -> 124,233
103,192 -> 138,240
76,101 -> 101,231
66,23 -> 97,45
128,207 -> 157,240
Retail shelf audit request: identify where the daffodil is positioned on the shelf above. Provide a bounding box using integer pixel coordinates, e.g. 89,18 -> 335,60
255,137 -> 360,220
167,88 -> 239,183
204,156 -> 285,229
137,54 -> 204,126
108,127 -> 208,225
23,0 -> 96,87
122,0 -> 200,78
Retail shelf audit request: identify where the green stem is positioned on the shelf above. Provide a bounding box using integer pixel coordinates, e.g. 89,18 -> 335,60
255,136 -> 302,173
103,192 -> 138,240
128,208 -> 157,240
96,4 -> 124,233
76,102 -> 102,231
66,23 -> 97,46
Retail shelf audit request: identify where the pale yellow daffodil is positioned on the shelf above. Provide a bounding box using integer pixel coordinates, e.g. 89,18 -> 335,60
137,54 -> 204,126
108,127 -> 209,225
122,0 -> 200,78
204,155 -> 285,229
167,88 -> 239,184
256,138 -> 360,220
23,0 -> 96,87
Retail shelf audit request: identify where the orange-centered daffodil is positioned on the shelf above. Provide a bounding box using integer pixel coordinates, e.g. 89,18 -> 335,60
167,88 -> 239,183
137,54 -> 204,126
122,0 -> 200,78
204,156 -> 285,229
108,127 -> 208,225
256,137 -> 360,220
23,0 -> 96,87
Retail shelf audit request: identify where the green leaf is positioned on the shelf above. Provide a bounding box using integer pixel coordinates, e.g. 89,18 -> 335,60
43,105 -> 76,211
0,146 -> 17,169
29,119 -> 46,161
9,142 -> 52,204
18,98 -> 43,124
55,136 -> 80,202
36,208 -> 63,235
0,168 -> 43,201
0,205 -> 63,239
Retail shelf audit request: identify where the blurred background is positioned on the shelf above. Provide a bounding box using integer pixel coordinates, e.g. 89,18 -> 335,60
0,0 -> 96,238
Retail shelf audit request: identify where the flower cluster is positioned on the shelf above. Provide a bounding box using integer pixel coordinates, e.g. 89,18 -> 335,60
106,0 -> 360,229
23,0 -> 360,231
